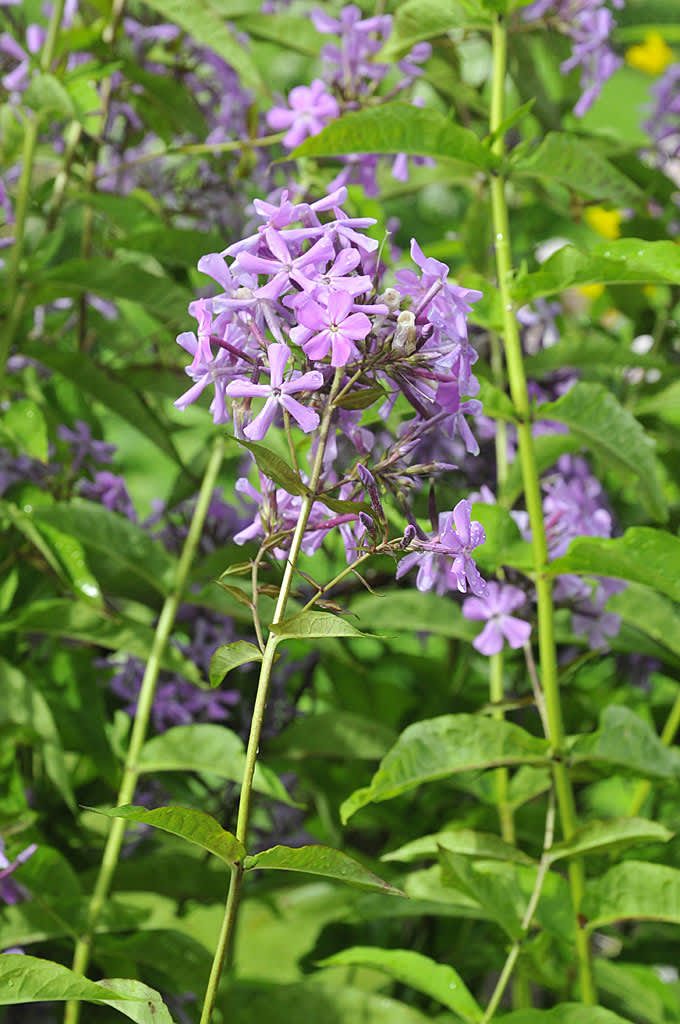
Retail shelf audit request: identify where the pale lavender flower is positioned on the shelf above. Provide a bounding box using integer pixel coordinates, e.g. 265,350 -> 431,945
396,499 -> 487,597
291,290 -> 371,366
225,342 -> 324,440
645,63 -> 680,163
463,582 -> 532,655
266,78 -> 339,149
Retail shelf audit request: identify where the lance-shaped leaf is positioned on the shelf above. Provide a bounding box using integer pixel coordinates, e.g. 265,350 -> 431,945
351,590 -> 478,641
549,528 -> 680,604
582,861 -> 680,931
235,437 -> 309,495
0,599 -> 201,682
89,978 -> 175,1024
318,947 -> 483,1022
608,583 -> 680,666
383,828 -> 535,866
568,706 -> 680,781
270,609 -> 379,642
137,0 -> 262,91
0,955 -> 141,1013
439,849 -> 524,939
270,711 -> 397,761
24,342 -> 185,466
137,723 -> 297,806
209,641 -> 263,687
536,382 -> 666,520
513,133 -> 644,206
546,818 -> 673,863
498,1006 -> 635,1023
512,238 -> 680,303
341,715 -> 548,823
91,805 -> 245,867
32,501 -> 177,595
243,844 -> 404,896
381,0 -> 491,57
293,103 -> 499,172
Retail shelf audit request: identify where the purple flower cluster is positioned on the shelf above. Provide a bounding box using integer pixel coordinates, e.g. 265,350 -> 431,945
265,4 -> 432,194
523,0 -> 625,116
175,186 -> 487,591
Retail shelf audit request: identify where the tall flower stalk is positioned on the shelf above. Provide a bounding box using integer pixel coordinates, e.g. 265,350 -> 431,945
488,12 -> 596,1004
64,434 -> 225,1024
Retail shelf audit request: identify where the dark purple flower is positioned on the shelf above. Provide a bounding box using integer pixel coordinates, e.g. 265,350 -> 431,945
0,838 -> 37,905
463,582 -> 532,655
58,421 -> 116,473
396,499 -> 487,597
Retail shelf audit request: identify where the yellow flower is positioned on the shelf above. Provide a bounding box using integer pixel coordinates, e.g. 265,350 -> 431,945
584,206 -> 623,240
578,283 -> 605,301
625,31 -> 674,75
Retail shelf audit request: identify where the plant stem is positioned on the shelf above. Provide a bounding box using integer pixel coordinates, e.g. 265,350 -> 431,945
64,434 -> 225,1024
490,653 -> 515,844
481,791 -> 556,1023
629,687 -> 680,816
488,13 -> 595,1004
198,372 -> 343,1024
1,0 -> 66,391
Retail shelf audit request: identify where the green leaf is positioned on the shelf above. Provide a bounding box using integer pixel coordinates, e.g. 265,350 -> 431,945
89,978 -> 175,1024
23,72 -> 75,118
439,849 -> 523,939
141,0 -> 263,92
498,1006 -> 635,1024
341,715 -> 548,823
243,844 -> 404,896
350,590 -> 478,641
0,955 -> 142,1013
334,384 -> 387,410
269,609 -> 378,642
583,861 -> 680,931
537,382 -> 666,520
235,14 -> 323,54
32,501 -> 176,595
595,960 -> 680,1024
636,378 -> 680,425
0,599 -> 201,682
569,706 -> 680,781
513,239 -> 680,303
476,378 -> 517,422
209,641 -> 262,687
137,723 -> 296,805
383,0 -> 490,57
318,947 -> 482,1022
547,817 -> 673,863
2,399 -> 48,461
31,515 -> 103,607
608,583 -> 680,665
235,438 -> 308,495
383,828 -> 535,866
270,711 -> 397,761
119,226 -> 226,269
0,658 -> 75,809
549,528 -> 680,603
293,103 -> 499,172
24,343 -> 185,467
92,804 -> 245,867
513,133 -> 644,206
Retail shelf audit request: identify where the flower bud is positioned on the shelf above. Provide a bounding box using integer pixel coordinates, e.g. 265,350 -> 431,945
392,310 -> 417,354
377,287 -> 401,312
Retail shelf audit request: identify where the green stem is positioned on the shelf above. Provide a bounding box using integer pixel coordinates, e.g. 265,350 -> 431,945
490,653 -> 514,845
488,14 -> 595,1004
198,372 -> 343,1024
1,0 -> 67,391
64,435 -> 225,1024
481,792 -> 556,1023
629,688 -> 680,816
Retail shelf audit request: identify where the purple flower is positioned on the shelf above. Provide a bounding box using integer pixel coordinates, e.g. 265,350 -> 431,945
266,78 -> 339,149
79,471 -> 136,521
292,290 -> 371,366
225,342 -> 324,440
463,582 -> 532,656
396,499 -> 487,597
0,838 -> 37,906
57,421 -> 116,473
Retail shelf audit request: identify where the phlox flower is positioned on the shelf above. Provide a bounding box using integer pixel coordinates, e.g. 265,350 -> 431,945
463,582 -> 532,656
225,342 -> 324,441
266,79 -> 339,150
292,290 -> 371,366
